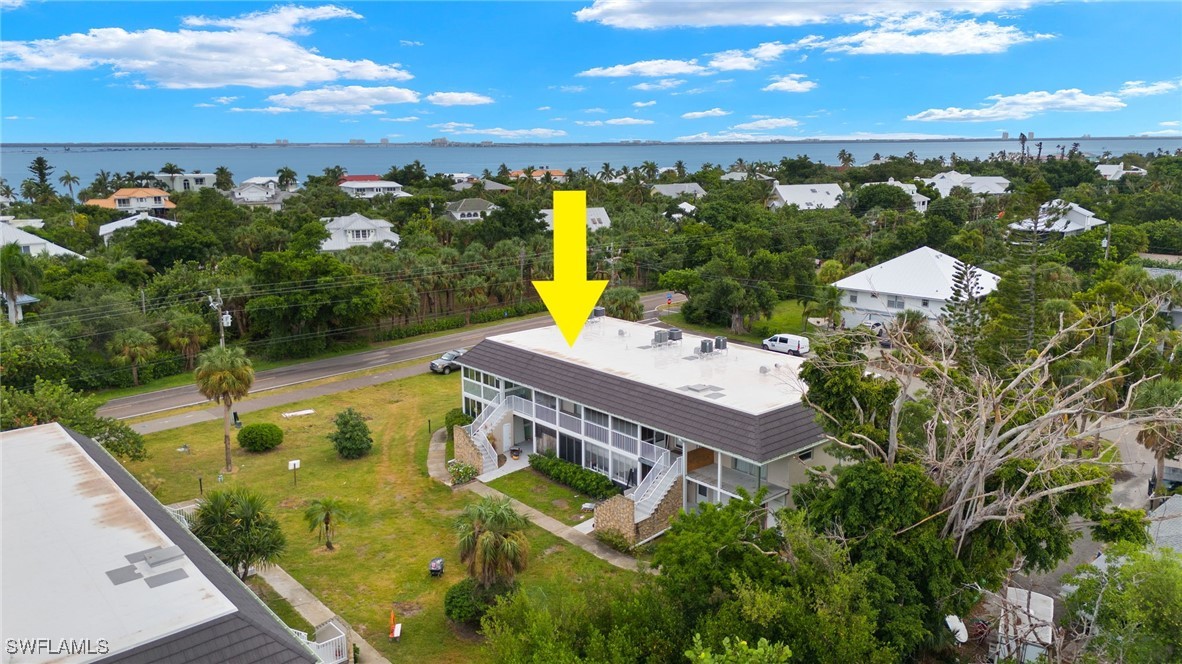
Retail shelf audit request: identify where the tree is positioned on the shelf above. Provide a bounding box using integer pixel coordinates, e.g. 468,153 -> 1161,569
159,162 -> 182,190
805,284 -> 844,329
837,149 -> 855,168
58,170 -> 80,201
1,378 -> 147,461
276,166 -> 297,190
108,328 -> 157,386
0,323 -> 72,388
303,498 -> 353,550
194,346 -> 255,472
854,184 -> 914,215
214,165 -> 234,190
28,156 -> 54,187
456,496 -> 530,588
329,407 -> 373,459
455,274 -> 488,325
943,257 -> 987,366
1134,378 -> 1182,494
0,243 -> 44,325
161,309 -> 210,370
687,636 -> 792,664
190,487 -> 286,581
601,286 -> 644,320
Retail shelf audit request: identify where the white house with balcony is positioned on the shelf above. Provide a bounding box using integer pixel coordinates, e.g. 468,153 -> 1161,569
454,318 -> 836,544
1008,199 -> 1107,237
319,213 -> 400,252
862,178 -> 929,212
85,187 -> 175,215
154,172 -> 217,192
767,183 -> 844,210
540,206 -> 612,231
833,246 -> 1000,328
1096,162 -> 1147,181
99,212 -> 179,244
445,198 -> 500,222
337,180 -> 411,199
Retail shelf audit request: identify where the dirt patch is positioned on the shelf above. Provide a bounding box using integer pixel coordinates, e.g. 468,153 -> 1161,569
391,601 -> 424,619
541,544 -> 565,558
551,499 -> 569,510
310,544 -> 341,556
277,497 -> 307,510
448,619 -> 484,643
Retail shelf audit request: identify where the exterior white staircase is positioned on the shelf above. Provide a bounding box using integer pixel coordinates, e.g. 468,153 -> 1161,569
466,395 -> 507,472
629,454 -> 683,521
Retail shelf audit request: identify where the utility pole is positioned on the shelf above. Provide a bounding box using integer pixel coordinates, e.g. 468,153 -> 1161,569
1105,303 -> 1116,367
140,288 -> 146,314
208,288 -> 229,348
1103,223 -> 1112,262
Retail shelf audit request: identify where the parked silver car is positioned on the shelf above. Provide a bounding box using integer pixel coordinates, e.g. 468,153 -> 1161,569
429,349 -> 467,374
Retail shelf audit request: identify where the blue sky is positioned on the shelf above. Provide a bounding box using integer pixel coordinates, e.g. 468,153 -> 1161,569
1,1 -> 1179,143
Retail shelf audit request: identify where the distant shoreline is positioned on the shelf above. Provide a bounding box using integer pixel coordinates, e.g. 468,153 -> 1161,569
0,136 -> 1160,150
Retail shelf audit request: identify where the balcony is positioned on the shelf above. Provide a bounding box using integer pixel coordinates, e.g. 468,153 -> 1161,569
687,464 -> 788,502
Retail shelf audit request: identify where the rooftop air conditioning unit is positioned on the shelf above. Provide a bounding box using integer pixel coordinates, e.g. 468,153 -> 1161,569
591,306 -> 606,318
700,339 -> 714,354
653,329 -> 669,345
714,336 -> 728,350
667,328 -> 683,341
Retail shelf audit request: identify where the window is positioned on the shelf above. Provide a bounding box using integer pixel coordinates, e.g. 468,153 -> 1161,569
798,450 -> 813,462
559,399 -> 581,418
535,392 -> 557,409
194,178 -> 205,186
611,417 -> 638,438
153,196 -> 162,204
482,373 -> 500,388
348,229 -> 375,242
730,457 -> 768,480
583,440 -> 609,473
20,245 -> 31,254
698,483 -> 708,497
584,408 -> 609,428
116,198 -> 130,207
183,181 -> 191,191
886,296 -> 905,310
921,299 -> 930,308
849,293 -> 858,303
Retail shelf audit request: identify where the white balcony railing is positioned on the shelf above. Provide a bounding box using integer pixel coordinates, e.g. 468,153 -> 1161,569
634,456 -> 682,520
638,441 -> 665,463
584,421 -> 609,444
610,431 -> 638,455
534,404 -> 557,425
559,412 -> 582,433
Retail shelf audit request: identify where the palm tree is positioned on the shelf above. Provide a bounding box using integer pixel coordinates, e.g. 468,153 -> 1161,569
214,166 -> 234,190
108,329 -> 157,386
640,160 -> 659,181
456,274 -> 488,324
1134,379 -> 1182,494
456,496 -> 530,588
303,498 -> 353,551
0,179 -> 14,200
805,285 -> 844,329
673,160 -> 687,179
58,171 -> 80,201
162,309 -> 210,370
190,487 -> 286,581
276,166 -> 297,190
159,162 -> 183,191
836,149 -> 854,168
0,243 -> 43,325
599,162 -> 614,180
195,346 -> 255,473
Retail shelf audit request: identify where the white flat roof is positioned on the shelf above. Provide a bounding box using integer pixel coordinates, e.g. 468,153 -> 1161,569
0,424 -> 236,662
485,318 -> 809,415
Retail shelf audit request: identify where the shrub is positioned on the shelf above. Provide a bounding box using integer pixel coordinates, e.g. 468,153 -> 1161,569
445,408 -> 473,442
528,452 -> 620,499
447,460 -> 479,485
330,408 -> 373,459
594,528 -> 634,554
238,423 -> 284,453
444,577 -> 515,627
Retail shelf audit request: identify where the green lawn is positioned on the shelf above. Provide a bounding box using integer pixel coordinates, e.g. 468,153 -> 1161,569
660,299 -> 812,346
248,577 -> 315,635
487,468 -> 597,527
124,372 -> 635,663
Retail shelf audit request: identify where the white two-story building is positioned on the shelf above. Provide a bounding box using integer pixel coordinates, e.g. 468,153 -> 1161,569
338,180 -> 411,200
319,213 -> 400,252
454,318 -> 835,544
767,183 -> 844,210
85,188 -> 175,216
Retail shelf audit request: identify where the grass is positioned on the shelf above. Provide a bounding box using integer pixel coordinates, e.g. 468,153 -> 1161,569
248,577 -> 315,635
659,299 -> 811,346
124,371 -> 635,663
487,468 -> 597,527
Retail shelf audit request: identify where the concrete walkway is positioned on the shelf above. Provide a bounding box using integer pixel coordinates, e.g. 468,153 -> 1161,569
257,564 -> 390,664
426,428 -> 451,486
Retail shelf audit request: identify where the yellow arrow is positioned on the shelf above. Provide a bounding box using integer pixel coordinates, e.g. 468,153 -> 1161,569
533,191 -> 607,346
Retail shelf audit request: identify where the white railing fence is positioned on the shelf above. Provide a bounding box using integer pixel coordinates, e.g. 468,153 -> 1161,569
635,456 -> 683,520
466,394 -> 504,472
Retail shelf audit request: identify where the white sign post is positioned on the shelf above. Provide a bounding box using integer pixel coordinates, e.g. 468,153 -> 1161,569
288,459 -> 301,487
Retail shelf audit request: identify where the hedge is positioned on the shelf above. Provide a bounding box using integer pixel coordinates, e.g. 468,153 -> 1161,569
528,451 -> 620,499
445,408 -> 474,442
238,423 -> 284,452
443,578 -> 515,627
376,301 -> 547,343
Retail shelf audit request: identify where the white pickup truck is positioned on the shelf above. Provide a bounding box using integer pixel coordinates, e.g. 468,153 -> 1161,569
761,333 -> 810,356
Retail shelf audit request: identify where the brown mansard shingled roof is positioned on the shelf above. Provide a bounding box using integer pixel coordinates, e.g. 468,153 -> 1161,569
458,340 -> 825,463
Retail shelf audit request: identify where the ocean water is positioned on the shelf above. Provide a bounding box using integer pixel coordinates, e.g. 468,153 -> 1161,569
2,137 -> 1179,188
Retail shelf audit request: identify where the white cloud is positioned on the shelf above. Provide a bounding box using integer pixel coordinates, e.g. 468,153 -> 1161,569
584,107 -> 607,113
632,100 -> 656,107
578,58 -> 707,77
212,95 -> 238,104
1119,78 -> 1181,97
575,1 -> 1042,29
575,120 -> 603,127
907,88 -> 1125,122
266,85 -> 420,113
631,78 -> 684,91
554,85 -> 586,93
181,5 -> 360,35
229,106 -> 295,114
400,40 -> 424,47
1,0 -> 26,9
429,122 -> 475,131
707,41 -> 791,71
675,130 -> 962,142
731,117 -> 800,130
0,20 -> 413,89
763,74 -> 817,93
682,108 -> 730,119
426,92 -> 494,106
194,102 -> 216,108
606,117 -> 653,125
380,116 -> 420,122
1161,120 -> 1181,127
796,14 -> 1053,55
450,126 -> 568,139
537,105 -> 551,110
3,115 -> 33,120
1139,129 -> 1182,137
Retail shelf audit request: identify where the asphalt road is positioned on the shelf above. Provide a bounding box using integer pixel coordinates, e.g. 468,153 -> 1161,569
99,292 -> 683,420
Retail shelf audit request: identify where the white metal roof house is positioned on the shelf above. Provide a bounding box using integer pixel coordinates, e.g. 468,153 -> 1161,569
1095,162 -> 1148,181
767,183 -> 844,210
452,178 -> 513,192
337,180 -> 411,199
99,212 -> 180,244
0,215 -> 45,229
833,246 -> 1000,328
651,183 -> 708,199
1008,199 -> 1107,237
861,178 -> 930,212
454,318 -> 835,545
319,213 -> 400,252
153,172 -> 217,192
0,423 -> 334,663
918,171 -> 1010,198
445,198 -> 500,222
540,206 -> 612,232
1,222 -> 85,258
720,171 -> 774,182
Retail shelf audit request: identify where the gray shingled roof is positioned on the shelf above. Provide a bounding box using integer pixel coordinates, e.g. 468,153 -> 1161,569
458,340 -> 824,462
1149,495 -> 1182,552
65,428 -> 318,664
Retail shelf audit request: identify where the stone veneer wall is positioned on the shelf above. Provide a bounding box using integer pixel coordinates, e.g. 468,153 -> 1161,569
636,477 -> 684,543
453,425 -> 486,474
593,494 -> 637,545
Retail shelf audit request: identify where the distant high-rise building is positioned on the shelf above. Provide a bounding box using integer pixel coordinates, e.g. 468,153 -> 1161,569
380,137 -> 390,145
349,138 -> 365,144
1027,131 -> 1034,139
275,138 -> 289,145
1002,131 -> 1010,140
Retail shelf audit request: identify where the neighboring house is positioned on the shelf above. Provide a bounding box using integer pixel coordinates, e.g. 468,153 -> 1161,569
1,292 -> 39,323
720,171 -> 773,182
861,178 -> 930,212
767,183 -> 844,210
1096,162 -> 1148,181
669,201 -> 697,220
338,180 -> 410,199
445,198 -> 500,222
228,180 -> 297,211
452,178 -> 513,192
833,246 -> 1000,328
1149,494 -> 1182,550
652,183 -> 708,199
242,175 -> 298,192
320,213 -> 400,252
454,318 -> 836,544
918,171 -> 1010,198
0,422 -> 338,663
338,174 -> 383,183
1009,199 -> 1107,237
540,206 -> 612,231
154,172 -> 217,192
0,222 -> 84,258
0,215 -> 44,229
0,193 -> 15,208
446,172 -> 475,184
85,188 -> 176,215
1146,267 -> 1182,328
509,169 -> 567,182
99,212 -> 179,244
